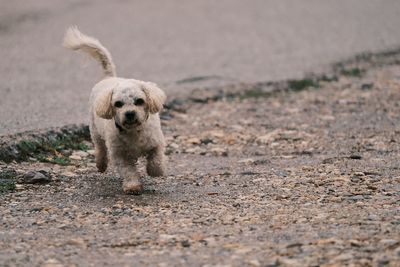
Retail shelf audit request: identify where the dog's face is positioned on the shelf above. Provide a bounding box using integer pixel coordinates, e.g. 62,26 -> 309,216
112,85 -> 149,130
95,79 -> 166,131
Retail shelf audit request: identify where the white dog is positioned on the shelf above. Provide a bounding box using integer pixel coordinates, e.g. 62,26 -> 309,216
63,26 -> 166,194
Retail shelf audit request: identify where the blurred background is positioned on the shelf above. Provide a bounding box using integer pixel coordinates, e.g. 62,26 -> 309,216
1,0 -> 400,135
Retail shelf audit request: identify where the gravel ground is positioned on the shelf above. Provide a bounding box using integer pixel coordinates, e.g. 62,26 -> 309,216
1,64 -> 400,266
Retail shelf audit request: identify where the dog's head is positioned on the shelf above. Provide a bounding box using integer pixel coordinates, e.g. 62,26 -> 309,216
95,79 -> 166,131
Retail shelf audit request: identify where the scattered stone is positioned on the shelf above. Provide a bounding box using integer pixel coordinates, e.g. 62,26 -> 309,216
15,184 -> 25,191
367,214 -> 380,221
256,132 -> 277,144
238,158 -> 255,164
186,137 -> 201,145
87,149 -> 95,156
361,83 -> 374,90
210,147 -> 228,156
334,253 -> 354,261
319,115 -> 336,121
379,239 -> 399,249
204,130 -> 225,139
21,170 -> 51,184
277,258 -> 304,266
159,234 -> 177,244
200,138 -> 214,145
221,215 -> 235,225
248,260 -> 261,267
65,238 -> 86,247
169,142 -> 180,150
349,195 -> 364,201
349,239 -> 363,247
180,240 -> 191,247
69,155 -> 82,160
61,171 -> 76,177
184,147 -> 202,154
42,258 -> 63,267
349,154 -> 362,160
72,151 -> 89,158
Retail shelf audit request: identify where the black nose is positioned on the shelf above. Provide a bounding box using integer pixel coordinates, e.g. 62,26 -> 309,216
125,111 -> 136,122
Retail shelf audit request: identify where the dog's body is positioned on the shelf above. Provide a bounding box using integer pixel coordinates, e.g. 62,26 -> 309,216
64,27 -> 166,193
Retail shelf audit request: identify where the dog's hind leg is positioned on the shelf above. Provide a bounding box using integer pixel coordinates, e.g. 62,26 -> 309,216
146,146 -> 166,177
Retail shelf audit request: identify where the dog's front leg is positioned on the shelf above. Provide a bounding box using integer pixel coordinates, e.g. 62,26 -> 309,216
110,150 -> 143,194
122,167 -> 143,194
119,162 -> 143,194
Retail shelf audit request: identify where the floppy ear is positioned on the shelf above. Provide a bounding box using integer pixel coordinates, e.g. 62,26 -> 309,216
95,88 -> 114,119
141,82 -> 166,114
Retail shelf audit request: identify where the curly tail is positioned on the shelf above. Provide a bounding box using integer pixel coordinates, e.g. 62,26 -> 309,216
63,26 -> 116,77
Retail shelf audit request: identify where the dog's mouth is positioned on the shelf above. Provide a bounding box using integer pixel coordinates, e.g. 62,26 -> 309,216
115,116 -> 143,132
123,119 -> 140,127
119,120 -> 142,131
114,121 -> 138,133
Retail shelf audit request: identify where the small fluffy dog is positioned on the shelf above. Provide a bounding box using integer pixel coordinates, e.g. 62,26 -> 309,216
63,26 -> 166,194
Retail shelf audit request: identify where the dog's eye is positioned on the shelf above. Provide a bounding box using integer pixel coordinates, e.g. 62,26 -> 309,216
114,101 -> 124,108
135,98 -> 145,106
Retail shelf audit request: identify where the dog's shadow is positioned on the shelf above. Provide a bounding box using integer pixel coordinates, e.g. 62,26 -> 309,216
80,170 -> 168,204
78,157 -> 200,206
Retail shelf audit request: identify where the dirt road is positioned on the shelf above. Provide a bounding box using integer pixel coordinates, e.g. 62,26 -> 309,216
1,53 -> 400,266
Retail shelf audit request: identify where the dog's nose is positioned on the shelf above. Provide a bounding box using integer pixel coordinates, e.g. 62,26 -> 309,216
125,111 -> 136,122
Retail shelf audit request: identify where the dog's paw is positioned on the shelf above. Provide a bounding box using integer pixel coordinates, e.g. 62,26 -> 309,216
146,164 -> 165,177
96,162 -> 107,173
123,181 -> 144,195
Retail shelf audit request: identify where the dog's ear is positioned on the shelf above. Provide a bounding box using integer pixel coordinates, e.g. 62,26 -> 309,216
141,82 -> 166,114
95,88 -> 114,119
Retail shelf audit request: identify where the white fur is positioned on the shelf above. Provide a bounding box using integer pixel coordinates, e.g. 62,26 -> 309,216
63,26 -> 166,194
63,26 -> 116,77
